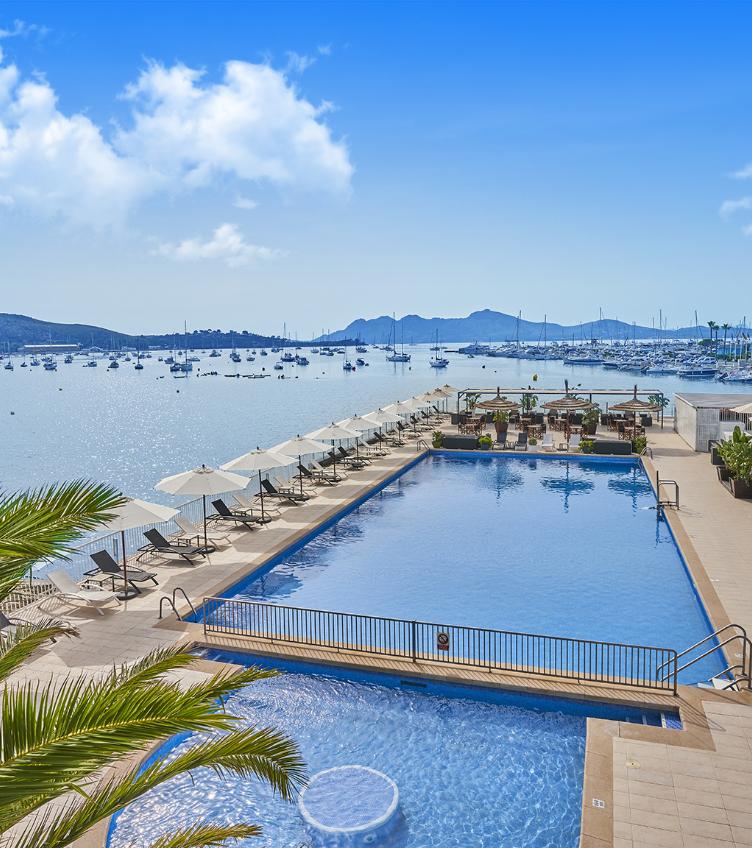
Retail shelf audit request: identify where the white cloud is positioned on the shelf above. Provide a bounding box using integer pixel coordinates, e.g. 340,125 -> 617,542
285,51 -> 316,74
0,55 -> 352,228
719,197 -> 752,218
234,195 -> 257,210
117,60 -> 352,194
0,19 -> 49,41
153,223 -> 280,267
732,163 -> 752,179
317,44 -> 332,56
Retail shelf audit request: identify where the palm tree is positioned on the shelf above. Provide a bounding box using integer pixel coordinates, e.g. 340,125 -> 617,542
0,480 -> 305,848
707,320 -> 718,357
721,323 -> 731,358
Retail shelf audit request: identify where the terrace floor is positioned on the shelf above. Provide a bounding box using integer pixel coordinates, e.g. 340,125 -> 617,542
6,417 -> 752,848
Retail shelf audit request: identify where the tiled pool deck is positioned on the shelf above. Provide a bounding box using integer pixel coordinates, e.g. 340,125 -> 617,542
9,420 -> 752,848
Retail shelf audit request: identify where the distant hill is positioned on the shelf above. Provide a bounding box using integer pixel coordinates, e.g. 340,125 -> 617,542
316,310 -> 715,344
0,313 -> 354,350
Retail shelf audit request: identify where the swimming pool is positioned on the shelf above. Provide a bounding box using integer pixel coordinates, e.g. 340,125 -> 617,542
206,453 -> 720,683
107,652 -> 675,848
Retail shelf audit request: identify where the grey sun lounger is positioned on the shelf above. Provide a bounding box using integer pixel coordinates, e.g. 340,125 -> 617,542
336,446 -> 369,467
513,431 -> 528,451
210,498 -> 260,530
261,478 -> 309,503
298,463 -> 336,486
137,529 -> 206,563
85,550 -> 159,594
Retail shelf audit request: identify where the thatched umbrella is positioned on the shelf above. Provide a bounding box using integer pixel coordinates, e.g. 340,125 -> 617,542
476,390 -> 521,441
610,385 -> 660,440
542,380 -> 594,444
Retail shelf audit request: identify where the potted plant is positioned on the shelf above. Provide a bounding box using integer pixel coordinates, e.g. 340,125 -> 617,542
520,390 -> 538,415
718,427 -> 752,498
478,433 -> 493,450
492,409 -> 509,442
528,436 -> 538,447
432,431 -> 443,449
631,435 -> 647,455
580,438 -> 594,454
581,406 -> 600,436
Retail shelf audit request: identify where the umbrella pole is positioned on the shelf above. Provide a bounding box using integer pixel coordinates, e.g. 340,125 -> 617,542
202,494 -> 208,548
258,471 -> 266,522
299,454 -> 304,496
121,529 -> 131,601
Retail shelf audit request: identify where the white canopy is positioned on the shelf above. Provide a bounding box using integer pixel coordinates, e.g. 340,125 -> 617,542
155,464 -> 249,496
221,447 -> 296,473
363,408 -> 401,425
731,401 -> 752,415
383,400 -> 417,416
306,422 -> 361,441
272,435 -> 332,456
336,415 -> 377,432
99,498 -> 178,533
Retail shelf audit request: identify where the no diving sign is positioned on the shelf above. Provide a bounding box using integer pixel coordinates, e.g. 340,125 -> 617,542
436,631 -> 450,652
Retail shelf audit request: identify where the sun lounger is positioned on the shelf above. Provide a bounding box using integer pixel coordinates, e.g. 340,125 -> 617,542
173,514 -> 231,545
209,499 -> 261,530
85,550 -> 158,594
47,569 -> 120,615
513,431 -> 528,451
335,447 -> 367,469
541,433 -> 555,451
261,478 -> 309,503
233,492 -> 279,522
297,463 -> 336,486
137,529 -> 206,563
310,459 -> 346,483
568,434 -> 581,451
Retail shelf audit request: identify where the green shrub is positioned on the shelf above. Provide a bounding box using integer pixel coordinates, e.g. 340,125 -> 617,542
528,436 -> 538,446
432,431 -> 443,448
718,427 -> 752,481
580,438 -> 594,453
632,435 -> 647,454
478,434 -> 493,450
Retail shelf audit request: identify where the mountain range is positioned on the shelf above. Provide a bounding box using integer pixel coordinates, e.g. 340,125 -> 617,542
315,310 -> 720,344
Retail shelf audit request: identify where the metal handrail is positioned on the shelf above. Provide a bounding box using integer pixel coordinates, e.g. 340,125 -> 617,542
657,624 -> 752,689
416,438 -> 430,452
201,598 -> 679,693
656,471 -> 679,509
658,623 -> 748,671
158,587 -> 197,621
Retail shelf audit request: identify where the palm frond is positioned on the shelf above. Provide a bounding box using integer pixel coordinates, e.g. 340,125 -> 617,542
9,726 -> 304,848
145,823 -> 262,848
0,619 -> 77,682
0,655 -> 286,829
0,480 -> 124,601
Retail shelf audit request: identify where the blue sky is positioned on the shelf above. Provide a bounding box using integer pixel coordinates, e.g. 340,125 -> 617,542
1,1 -> 751,336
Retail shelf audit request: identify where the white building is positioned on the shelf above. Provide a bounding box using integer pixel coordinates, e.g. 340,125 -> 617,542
674,392 -> 752,451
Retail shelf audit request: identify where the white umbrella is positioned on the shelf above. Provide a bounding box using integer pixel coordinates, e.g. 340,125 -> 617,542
731,401 -> 752,415
384,400 -> 417,416
98,498 -> 179,599
305,423 -> 361,475
272,435 -> 332,495
221,448 -> 296,522
155,464 -> 249,547
337,415 -> 378,459
363,408 -> 401,425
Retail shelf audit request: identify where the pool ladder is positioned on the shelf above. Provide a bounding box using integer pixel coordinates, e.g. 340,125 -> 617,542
656,471 -> 679,510
658,624 -> 752,690
158,587 -> 197,621
416,438 -> 431,452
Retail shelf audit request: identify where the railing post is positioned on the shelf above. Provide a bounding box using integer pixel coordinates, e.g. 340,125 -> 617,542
202,598 -> 207,639
672,651 -> 678,696
411,620 -> 417,662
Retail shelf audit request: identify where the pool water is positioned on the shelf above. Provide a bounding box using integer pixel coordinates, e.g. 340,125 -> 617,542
218,453 -> 720,683
108,654 -> 671,848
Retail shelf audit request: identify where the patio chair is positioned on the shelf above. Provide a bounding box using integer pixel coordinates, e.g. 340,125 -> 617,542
138,529 -> 206,564
174,514 -> 232,544
541,433 -> 555,451
569,434 -> 581,451
210,499 -> 261,530
85,550 -> 158,595
261,478 -> 309,503
47,569 -> 120,616
513,431 -> 528,451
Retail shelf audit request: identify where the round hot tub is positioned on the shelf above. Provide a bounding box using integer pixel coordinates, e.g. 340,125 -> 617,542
298,765 -> 400,845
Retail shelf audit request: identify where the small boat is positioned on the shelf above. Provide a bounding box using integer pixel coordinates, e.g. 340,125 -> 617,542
260,349 -> 268,356
43,361 -> 57,371
63,355 -> 73,364
273,362 -> 284,370
246,355 -> 255,362
4,360 -> 13,370
356,358 -> 366,366
356,346 -> 368,353
30,357 -> 40,367
343,360 -> 356,371
134,362 -> 144,370
108,360 -> 119,370
281,351 -> 295,363
209,349 -> 220,358
295,355 -> 309,365
84,360 -> 97,368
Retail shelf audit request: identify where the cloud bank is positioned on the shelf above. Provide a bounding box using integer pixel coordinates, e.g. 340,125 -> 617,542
0,57 -> 352,228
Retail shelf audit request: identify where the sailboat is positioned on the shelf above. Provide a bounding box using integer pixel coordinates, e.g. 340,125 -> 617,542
429,329 -> 449,368
386,314 -> 411,362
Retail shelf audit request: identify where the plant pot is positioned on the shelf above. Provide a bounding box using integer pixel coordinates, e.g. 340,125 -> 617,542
717,466 -> 730,482
710,447 -> 725,466
730,478 -> 752,499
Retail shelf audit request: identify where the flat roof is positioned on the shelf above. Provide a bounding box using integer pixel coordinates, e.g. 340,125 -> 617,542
459,387 -> 664,396
675,393 -> 752,409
